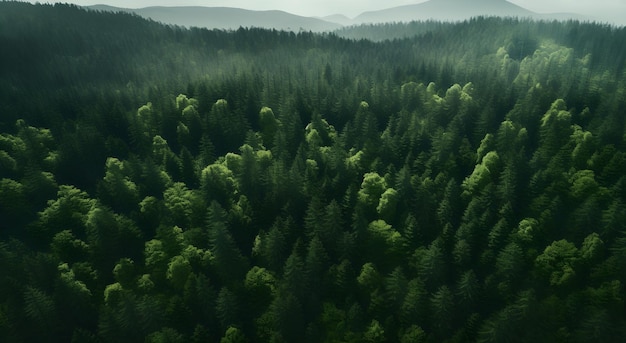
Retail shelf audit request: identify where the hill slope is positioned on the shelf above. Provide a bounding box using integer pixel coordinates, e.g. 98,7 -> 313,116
354,0 -> 589,23
87,5 -> 342,32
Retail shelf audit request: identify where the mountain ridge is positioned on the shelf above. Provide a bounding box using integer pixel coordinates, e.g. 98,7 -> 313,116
86,5 -> 343,32
87,1 -> 596,32
357,0 -> 529,23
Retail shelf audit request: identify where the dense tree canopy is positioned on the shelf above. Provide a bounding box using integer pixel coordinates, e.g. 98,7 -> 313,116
1,2 -> 626,342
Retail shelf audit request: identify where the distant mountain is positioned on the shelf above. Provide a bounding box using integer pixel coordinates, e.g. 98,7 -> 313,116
353,0 -> 588,23
86,5 -> 342,32
320,14 -> 354,26
86,2 -> 595,34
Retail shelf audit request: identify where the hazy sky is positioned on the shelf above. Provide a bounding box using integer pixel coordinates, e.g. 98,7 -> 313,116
28,0 -> 626,23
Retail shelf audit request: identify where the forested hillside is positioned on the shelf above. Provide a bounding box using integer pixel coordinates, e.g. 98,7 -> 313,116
85,5 -> 343,32
1,2 -> 626,342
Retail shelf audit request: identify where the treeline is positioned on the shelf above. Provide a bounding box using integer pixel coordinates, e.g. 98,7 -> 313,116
1,2 -> 626,342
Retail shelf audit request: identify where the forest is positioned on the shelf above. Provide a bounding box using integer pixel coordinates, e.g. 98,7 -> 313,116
1,2 -> 626,342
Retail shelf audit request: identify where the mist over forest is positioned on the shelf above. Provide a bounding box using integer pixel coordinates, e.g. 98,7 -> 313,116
83,0 -> 598,32
1,2 -> 626,342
